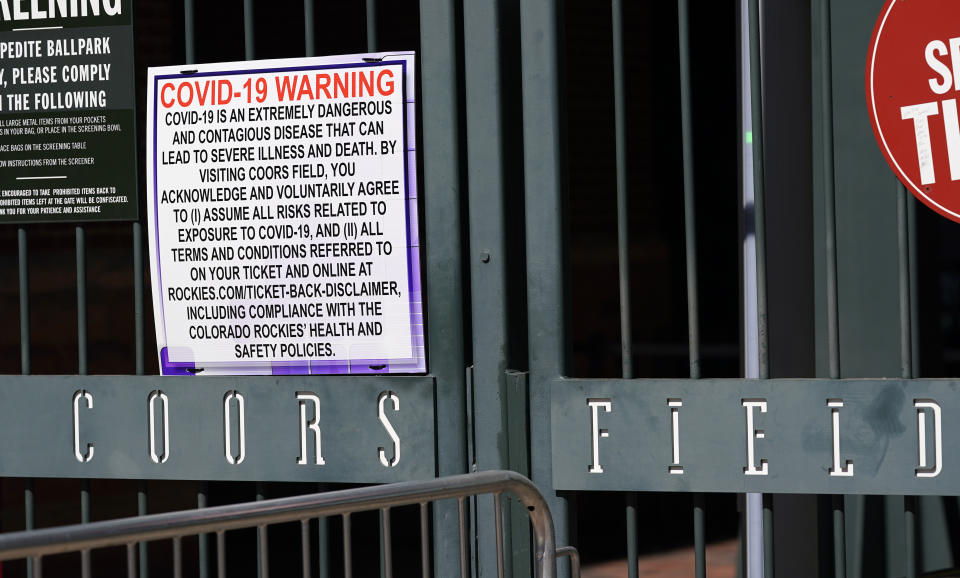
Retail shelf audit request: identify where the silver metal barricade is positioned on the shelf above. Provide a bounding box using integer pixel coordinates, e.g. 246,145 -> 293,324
0,470 -> 576,578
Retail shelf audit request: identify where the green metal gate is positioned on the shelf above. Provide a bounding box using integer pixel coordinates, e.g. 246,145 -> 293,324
3,0 -> 960,577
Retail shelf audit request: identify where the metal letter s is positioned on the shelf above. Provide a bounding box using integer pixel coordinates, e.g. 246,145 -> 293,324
378,391 -> 400,467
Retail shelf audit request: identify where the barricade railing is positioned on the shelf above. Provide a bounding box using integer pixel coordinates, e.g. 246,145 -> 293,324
0,470 -> 574,578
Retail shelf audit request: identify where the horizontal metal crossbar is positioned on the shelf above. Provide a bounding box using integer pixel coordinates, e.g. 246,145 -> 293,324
0,470 -> 562,578
554,377 -> 960,495
0,375 -> 435,483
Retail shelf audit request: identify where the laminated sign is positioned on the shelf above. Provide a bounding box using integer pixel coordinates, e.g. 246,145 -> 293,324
147,53 -> 425,376
0,0 -> 138,223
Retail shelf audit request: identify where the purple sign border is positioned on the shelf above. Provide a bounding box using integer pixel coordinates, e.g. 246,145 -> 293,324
151,57 -> 426,376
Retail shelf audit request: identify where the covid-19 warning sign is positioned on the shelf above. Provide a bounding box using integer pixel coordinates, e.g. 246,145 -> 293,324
147,53 -> 425,376
0,0 -> 138,223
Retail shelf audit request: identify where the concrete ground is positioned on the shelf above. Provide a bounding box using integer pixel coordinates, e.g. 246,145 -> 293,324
582,539 -> 738,578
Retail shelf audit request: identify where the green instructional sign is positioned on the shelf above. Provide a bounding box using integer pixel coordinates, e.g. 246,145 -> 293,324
0,0 -> 137,223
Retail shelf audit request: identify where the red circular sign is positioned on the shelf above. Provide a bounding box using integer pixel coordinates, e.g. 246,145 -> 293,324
868,0 -> 960,222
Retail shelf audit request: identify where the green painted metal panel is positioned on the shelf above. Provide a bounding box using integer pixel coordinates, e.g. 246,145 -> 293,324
812,0 -> 951,575
553,378 -> 960,495
519,0 -> 571,563
0,375 -> 435,482
829,0 -> 902,379
418,0 -> 470,574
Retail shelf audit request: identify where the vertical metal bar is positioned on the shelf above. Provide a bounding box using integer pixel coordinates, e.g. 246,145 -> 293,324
259,526 -> 269,578
25,478 -> 35,578
747,1 -> 767,381
20,229 -> 34,578
833,495 -> 846,578
380,508 -> 393,578
819,0 -> 840,381
694,494 -> 706,578
464,369 -> 476,577
138,481 -> 148,578
18,227 -> 30,374
126,543 -> 137,578
678,0 -> 700,382
134,223 -> 144,375
73,226 -> 96,578
343,513 -> 352,578
884,498 -> 902,578
417,0 -> 465,392
849,496 -> 864,578
904,496 -> 917,578
77,226 -> 87,375
317,485 -> 328,578
300,520 -> 311,578
173,536 -> 183,578
198,485 -> 209,578
419,0 -> 470,575
907,195 -> 919,374
519,0 -> 570,570
135,176 -> 146,578
818,0 -> 849,575
613,3 -> 643,570
505,372 -> 533,578
216,531 -> 226,578
183,0 -> 195,64
568,551 -> 580,578
24,483 -> 34,521
763,495 -> 774,577
243,0 -> 255,60
737,496 -> 746,578
738,22 -> 758,578
303,0 -> 315,57
31,556 -> 42,578
366,0 -> 376,52
318,516 -> 328,578
897,182 -> 912,380
379,509 -> 386,578
612,0 -> 632,380
816,496 -> 832,577
898,186 -> 918,577
463,0 -> 514,573
494,494 -> 505,578
745,1 -> 768,575
77,225 -> 91,578
679,3 -> 708,572
81,478 -> 90,578
625,493 -> 638,578
458,498 -> 469,578
420,503 -> 431,578
256,483 -> 267,578
820,2 -> 848,575
519,0 -> 564,367
470,492 -> 478,578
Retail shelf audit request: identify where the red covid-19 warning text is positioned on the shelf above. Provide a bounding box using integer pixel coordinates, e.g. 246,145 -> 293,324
159,68 -> 396,109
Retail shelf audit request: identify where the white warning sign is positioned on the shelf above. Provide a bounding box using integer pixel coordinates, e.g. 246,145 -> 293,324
146,53 -> 424,376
